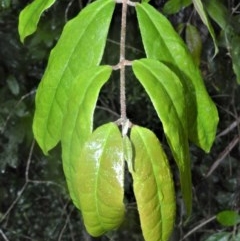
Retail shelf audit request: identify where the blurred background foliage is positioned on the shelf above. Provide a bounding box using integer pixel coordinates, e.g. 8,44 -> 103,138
0,0 -> 240,240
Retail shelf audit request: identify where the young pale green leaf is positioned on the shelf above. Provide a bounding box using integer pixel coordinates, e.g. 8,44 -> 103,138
18,0 -> 57,43
61,65 -> 112,210
132,58 -> 192,215
75,123 -> 125,236
185,24 -> 202,66
192,0 -> 218,56
33,0 -> 115,154
130,125 -> 176,241
136,2 -> 219,152
163,0 -> 192,15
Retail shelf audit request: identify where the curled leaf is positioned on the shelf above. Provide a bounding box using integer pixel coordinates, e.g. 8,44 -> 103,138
130,125 -> 176,241
75,123 -> 125,236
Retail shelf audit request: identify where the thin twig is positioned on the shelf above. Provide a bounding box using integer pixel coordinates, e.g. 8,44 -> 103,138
58,206 -> 75,241
0,89 -> 36,134
217,116 -> 240,138
96,105 -> 120,117
206,136 -> 240,177
0,229 -> 10,241
181,216 -> 216,240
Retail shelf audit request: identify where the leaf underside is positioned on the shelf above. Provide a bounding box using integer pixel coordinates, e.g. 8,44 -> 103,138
132,58 -> 192,215
130,125 -> 176,241
32,0 -> 115,154
75,123 -> 125,236
136,2 -> 218,153
61,66 -> 112,210
18,0 -> 57,43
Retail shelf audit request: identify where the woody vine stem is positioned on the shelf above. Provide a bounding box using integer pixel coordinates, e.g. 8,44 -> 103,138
119,0 -> 127,121
114,0 -> 135,134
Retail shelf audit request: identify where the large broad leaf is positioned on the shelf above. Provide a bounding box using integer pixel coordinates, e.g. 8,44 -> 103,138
192,0 -> 218,56
75,123 -> 125,236
61,66 -> 112,210
18,0 -> 57,43
130,125 -> 176,241
132,58 -> 192,215
33,0 -> 115,154
136,2 -> 218,152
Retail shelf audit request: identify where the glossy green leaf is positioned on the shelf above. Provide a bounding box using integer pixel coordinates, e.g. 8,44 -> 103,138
61,66 -> 112,210
132,58 -> 192,215
75,123 -> 125,236
18,0 -> 57,43
163,0 -> 192,15
217,210 -> 240,227
136,2 -> 218,152
130,125 -> 176,241
185,24 -> 202,66
192,0 -> 218,56
33,0 -> 115,154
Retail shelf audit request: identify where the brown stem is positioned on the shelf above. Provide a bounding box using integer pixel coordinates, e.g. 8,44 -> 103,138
119,0 -> 128,120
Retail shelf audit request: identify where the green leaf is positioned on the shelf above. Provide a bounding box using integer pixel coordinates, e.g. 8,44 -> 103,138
61,65 -> 112,210
163,0 -> 192,15
204,232 -> 231,241
217,210 -> 240,227
75,123 -> 125,236
130,125 -> 176,241
136,2 -> 219,152
192,0 -> 218,56
18,0 -> 57,43
185,24 -> 202,66
33,0 -> 115,154
230,35 -> 240,84
203,0 -> 229,30
7,75 -> 20,96
132,58 -> 192,215
204,0 -> 240,84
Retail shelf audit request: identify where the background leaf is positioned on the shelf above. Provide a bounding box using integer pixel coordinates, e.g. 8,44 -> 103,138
192,0 -> 218,56
75,123 -> 125,236
32,0 -> 115,154
18,0 -> 57,43
163,0 -> 192,15
136,2 -> 218,152
216,210 -> 240,227
204,0 -> 240,84
61,65 -> 112,210
132,58 -> 192,215
130,125 -> 176,241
